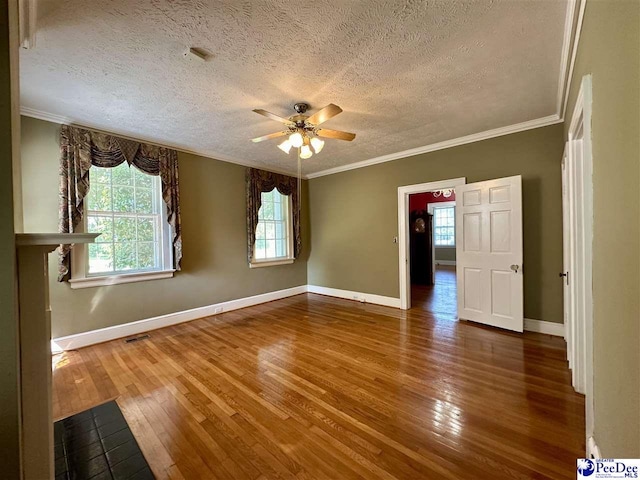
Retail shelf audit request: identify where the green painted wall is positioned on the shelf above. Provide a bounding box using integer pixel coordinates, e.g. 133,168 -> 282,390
308,124 -> 565,323
435,246 -> 456,263
564,0 -> 640,457
0,1 -> 20,477
21,116 -> 309,338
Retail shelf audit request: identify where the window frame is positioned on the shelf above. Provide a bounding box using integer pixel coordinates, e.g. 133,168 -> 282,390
250,190 -> 295,268
69,165 -> 175,289
428,201 -> 456,248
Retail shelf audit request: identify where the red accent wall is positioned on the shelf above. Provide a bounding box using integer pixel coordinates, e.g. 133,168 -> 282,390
409,191 -> 456,212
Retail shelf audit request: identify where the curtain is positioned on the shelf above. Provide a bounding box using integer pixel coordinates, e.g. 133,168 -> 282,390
246,168 -> 301,263
58,125 -> 182,281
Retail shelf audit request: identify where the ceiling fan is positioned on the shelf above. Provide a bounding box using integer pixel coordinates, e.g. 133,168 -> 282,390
251,103 -> 356,159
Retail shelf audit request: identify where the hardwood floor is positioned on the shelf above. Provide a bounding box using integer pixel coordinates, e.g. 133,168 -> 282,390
411,265 -> 457,318
53,293 -> 584,479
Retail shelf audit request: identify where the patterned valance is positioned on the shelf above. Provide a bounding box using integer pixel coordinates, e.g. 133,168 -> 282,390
58,125 -> 182,281
246,168 -> 301,263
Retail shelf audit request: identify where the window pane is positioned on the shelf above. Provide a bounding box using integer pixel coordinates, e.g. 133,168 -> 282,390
91,168 -> 111,185
266,239 -> 276,258
275,223 -> 284,239
265,222 -> 275,239
261,202 -> 274,220
88,243 -> 113,273
135,188 -> 153,214
87,183 -> 112,211
276,238 -> 288,258
87,216 -> 113,243
137,217 -> 155,242
113,186 -> 135,212
112,164 -> 133,186
434,206 -> 455,246
133,167 -> 153,188
114,217 -> 137,242
255,239 -> 266,259
114,242 -> 137,271
137,242 -> 156,269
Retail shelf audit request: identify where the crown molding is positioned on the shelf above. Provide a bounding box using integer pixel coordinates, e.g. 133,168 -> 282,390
556,0 -> 578,117
560,0 -> 586,120
21,106 -> 69,125
19,107 -> 302,178
306,114 -> 562,179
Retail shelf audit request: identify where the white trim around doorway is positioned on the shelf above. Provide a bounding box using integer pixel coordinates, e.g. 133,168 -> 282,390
397,178 -> 466,310
565,74 -> 594,451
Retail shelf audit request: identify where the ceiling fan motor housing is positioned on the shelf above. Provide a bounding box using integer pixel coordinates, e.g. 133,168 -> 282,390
293,102 -> 309,114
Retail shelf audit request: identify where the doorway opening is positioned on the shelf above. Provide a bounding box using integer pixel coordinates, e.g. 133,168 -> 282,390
397,177 -> 466,312
409,191 -> 457,318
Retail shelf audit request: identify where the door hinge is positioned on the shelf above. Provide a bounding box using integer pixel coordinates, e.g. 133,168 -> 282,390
559,271 -> 569,285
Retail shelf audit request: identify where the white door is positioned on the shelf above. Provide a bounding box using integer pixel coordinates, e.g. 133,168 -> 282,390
456,175 -> 523,332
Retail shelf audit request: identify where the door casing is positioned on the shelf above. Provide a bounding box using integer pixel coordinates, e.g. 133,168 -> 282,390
564,75 -> 594,449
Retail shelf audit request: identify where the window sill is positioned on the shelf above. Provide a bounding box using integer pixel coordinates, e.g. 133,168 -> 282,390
249,258 -> 294,269
69,269 -> 175,289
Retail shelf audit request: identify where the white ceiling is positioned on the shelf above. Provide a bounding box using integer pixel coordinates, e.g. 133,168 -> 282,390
21,0 -> 570,176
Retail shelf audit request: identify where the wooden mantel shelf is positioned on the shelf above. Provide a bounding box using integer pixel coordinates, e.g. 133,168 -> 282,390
15,232 -> 99,479
16,233 -> 100,246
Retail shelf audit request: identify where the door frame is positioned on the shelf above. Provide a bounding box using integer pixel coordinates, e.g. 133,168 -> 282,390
565,74 -> 594,446
398,177 -> 466,310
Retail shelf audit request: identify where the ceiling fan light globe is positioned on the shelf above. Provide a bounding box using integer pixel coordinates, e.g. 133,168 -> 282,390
277,139 -> 292,154
289,132 -> 304,148
300,145 -> 313,159
310,137 -> 324,154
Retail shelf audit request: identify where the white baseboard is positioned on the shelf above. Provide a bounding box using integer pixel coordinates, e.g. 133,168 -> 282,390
52,285 -> 307,351
306,285 -> 402,308
524,318 -> 565,337
51,285 -> 563,352
435,260 -> 456,266
587,436 -> 601,459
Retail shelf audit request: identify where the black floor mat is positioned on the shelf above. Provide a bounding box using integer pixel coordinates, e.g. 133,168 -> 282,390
54,400 -> 154,480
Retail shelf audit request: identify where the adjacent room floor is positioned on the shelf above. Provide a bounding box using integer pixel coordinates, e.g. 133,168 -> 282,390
53,293 -> 585,480
411,265 -> 457,319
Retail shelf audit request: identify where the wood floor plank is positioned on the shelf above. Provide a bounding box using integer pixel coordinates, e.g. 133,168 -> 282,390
53,292 -> 584,479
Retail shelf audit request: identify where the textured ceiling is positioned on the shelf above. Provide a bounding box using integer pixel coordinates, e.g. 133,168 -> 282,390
21,0 -> 568,175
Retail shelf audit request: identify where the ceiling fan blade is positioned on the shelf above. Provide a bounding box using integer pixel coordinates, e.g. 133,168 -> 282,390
306,104 -> 343,126
253,109 -> 293,125
316,128 -> 356,141
251,131 -> 287,143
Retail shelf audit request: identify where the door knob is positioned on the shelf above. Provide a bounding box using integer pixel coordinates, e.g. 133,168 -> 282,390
559,272 -> 567,278
510,264 -> 519,273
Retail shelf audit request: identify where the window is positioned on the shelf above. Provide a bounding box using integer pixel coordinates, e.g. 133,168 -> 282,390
252,189 -> 294,267
433,205 -> 455,246
70,163 -> 173,288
